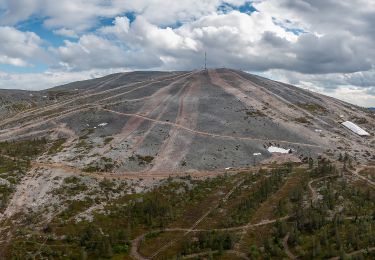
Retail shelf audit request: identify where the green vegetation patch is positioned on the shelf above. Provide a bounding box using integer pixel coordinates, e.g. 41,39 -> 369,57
0,138 -> 48,159
181,231 -> 236,256
83,157 -> 116,172
136,154 -> 154,164
7,102 -> 31,112
0,139 -> 49,212
351,116 -> 368,124
4,159 -> 375,259
245,109 -> 266,118
294,116 -> 312,124
48,138 -> 66,154
103,137 -> 114,145
296,103 -> 328,114
75,139 -> 93,150
52,176 -> 88,197
45,90 -> 75,100
223,168 -> 289,227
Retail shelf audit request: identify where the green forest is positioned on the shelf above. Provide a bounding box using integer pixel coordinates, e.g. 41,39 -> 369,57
0,139 -> 374,259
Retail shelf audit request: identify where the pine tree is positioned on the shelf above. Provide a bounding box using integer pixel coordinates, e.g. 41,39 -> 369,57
99,236 -> 113,258
249,244 -> 260,259
80,247 -> 88,260
309,157 -> 314,169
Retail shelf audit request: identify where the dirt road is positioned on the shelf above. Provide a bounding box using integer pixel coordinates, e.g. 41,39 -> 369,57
352,165 -> 375,188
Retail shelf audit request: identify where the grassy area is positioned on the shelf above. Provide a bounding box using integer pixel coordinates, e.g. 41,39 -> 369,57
294,116 -> 312,124
0,138 -> 48,159
4,174 -> 238,259
351,116 -> 368,124
245,109 -> 265,118
83,157 -> 116,172
296,103 -> 328,114
104,137 -> 114,145
359,167 -> 375,181
239,168 -> 308,251
0,139 -> 48,212
139,231 -> 184,256
3,159 -> 375,259
48,138 -> 66,154
136,154 -> 154,164
7,102 -> 32,112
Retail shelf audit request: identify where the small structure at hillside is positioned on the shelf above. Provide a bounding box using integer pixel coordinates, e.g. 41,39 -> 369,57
267,146 -> 292,154
341,121 -> 370,136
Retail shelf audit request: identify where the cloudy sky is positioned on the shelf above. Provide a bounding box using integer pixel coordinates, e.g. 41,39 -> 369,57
0,0 -> 374,107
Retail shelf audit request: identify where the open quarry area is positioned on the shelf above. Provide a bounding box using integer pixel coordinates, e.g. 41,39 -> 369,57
0,69 -> 374,259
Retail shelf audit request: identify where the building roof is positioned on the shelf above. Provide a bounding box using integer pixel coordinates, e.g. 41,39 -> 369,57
342,121 -> 370,136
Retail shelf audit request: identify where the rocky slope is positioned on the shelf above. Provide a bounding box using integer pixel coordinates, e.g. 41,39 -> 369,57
0,68 -> 374,250
1,69 -> 374,172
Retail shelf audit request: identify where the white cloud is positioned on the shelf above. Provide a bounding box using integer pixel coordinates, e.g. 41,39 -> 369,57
0,0 -> 374,106
54,33 -> 163,70
0,0 -> 248,29
84,11 -> 298,71
0,0 -> 126,31
0,0 -> 41,25
259,69 -> 375,107
0,26 -> 47,67
0,68 -> 127,90
328,87 -> 375,108
53,28 -> 78,38
253,0 -> 375,35
55,34 -> 128,70
105,0 -> 253,27
0,55 -> 28,67
99,16 -> 130,35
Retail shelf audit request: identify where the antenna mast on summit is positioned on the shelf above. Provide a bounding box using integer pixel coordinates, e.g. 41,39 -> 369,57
204,52 -> 207,70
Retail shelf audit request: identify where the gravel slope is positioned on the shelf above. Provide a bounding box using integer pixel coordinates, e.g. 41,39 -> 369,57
1,68 -> 374,172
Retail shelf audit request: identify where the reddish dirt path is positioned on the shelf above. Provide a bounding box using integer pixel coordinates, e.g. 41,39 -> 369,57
0,106 -> 93,141
209,69 -> 300,119
88,73 -> 126,92
228,70 -> 375,154
122,81 -> 192,156
0,72 -> 192,129
183,250 -> 249,260
31,162 -> 248,180
283,233 -> 296,259
230,70 -> 331,127
329,247 -> 375,260
0,72 -> 193,142
352,165 -> 375,187
50,121 -> 78,147
146,178 -> 245,259
98,73 -> 188,104
100,73 -> 196,161
308,174 -> 338,203
130,214 -> 291,260
208,69 -> 330,148
101,108 -> 320,148
110,73 -> 194,146
150,78 -> 201,171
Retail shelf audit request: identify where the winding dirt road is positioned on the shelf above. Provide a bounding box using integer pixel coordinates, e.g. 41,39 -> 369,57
129,173 -> 291,260
283,233 -> 296,259
351,165 -> 375,188
308,174 -> 338,203
130,215 -> 291,260
0,72 -> 192,129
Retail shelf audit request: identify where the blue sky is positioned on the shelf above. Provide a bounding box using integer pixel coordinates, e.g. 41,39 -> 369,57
0,0 -> 374,107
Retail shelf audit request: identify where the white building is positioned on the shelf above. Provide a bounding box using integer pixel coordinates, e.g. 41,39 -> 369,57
341,121 -> 370,136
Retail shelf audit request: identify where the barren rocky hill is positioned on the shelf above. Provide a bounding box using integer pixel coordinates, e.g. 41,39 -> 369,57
1,68 -> 374,172
1,69 -> 375,258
